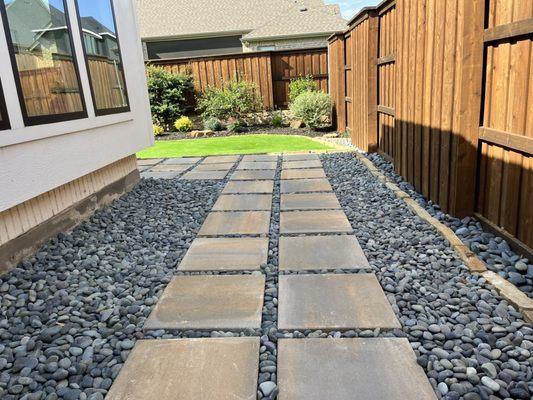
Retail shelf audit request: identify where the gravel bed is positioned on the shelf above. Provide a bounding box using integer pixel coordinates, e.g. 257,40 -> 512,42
0,178 -> 224,400
366,153 -> 533,298
321,152 -> 533,400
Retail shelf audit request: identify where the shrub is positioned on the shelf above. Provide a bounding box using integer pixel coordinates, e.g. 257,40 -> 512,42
203,117 -> 223,132
271,114 -> 283,127
146,65 -> 194,129
197,78 -> 262,120
288,75 -> 319,104
289,91 -> 332,130
174,116 -> 193,132
153,124 -> 164,137
227,120 -> 244,133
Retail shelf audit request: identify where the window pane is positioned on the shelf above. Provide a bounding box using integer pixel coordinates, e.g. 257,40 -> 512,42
2,0 -> 85,119
77,0 -> 129,113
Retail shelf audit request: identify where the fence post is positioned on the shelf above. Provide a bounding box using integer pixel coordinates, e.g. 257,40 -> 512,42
367,10 -> 379,153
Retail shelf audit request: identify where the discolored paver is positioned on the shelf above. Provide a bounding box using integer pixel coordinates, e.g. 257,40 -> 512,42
283,153 -> 319,161
230,170 -> 276,181
280,210 -> 352,234
280,192 -> 341,210
277,338 -> 437,400
278,274 -> 400,330
162,157 -> 201,165
279,235 -> 370,271
141,171 -> 180,180
178,237 -> 269,271
223,180 -> 274,194
199,211 -> 271,235
137,158 -> 162,166
144,275 -> 265,330
212,194 -> 272,211
281,168 -> 326,180
237,161 -> 277,170
150,164 -> 191,173
282,160 -> 322,169
180,170 -> 229,180
280,178 -> 332,193
106,337 -> 259,400
242,154 -> 278,162
202,155 -> 240,164
194,162 -> 235,171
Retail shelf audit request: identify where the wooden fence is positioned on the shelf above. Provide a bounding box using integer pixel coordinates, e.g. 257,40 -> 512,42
149,48 -> 329,110
329,0 -> 533,255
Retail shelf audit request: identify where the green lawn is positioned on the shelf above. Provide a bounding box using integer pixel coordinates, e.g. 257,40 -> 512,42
137,134 -> 335,158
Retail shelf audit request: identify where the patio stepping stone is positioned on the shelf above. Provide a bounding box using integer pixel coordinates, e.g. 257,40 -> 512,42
279,235 -> 370,271
202,155 -> 240,164
242,154 -> 278,162
150,164 -> 191,173
199,211 -> 271,235
237,161 -> 277,170
281,168 -> 326,180
141,171 -> 180,179
193,162 -> 235,171
137,158 -> 162,166
223,180 -> 274,194
162,157 -> 201,164
280,178 -> 332,193
277,338 -> 437,400
230,170 -> 276,181
180,170 -> 229,180
144,275 -> 265,330
178,237 -> 268,271
278,274 -> 400,330
282,160 -> 322,169
280,210 -> 352,234
212,194 -> 272,211
106,337 -> 259,400
283,153 -> 319,161
280,192 -> 341,210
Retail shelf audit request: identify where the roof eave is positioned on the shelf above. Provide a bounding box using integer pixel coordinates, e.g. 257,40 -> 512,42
242,30 -> 344,42
142,30 -> 251,42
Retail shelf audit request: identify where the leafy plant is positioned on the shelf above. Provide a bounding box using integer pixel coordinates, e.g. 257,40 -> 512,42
288,75 -> 319,104
203,117 -> 224,132
289,91 -> 332,130
174,116 -> 193,132
227,120 -> 244,133
197,78 -> 262,120
271,114 -> 283,127
153,124 -> 164,137
146,65 -> 194,130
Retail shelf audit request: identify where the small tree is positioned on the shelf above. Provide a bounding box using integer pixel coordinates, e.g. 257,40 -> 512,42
288,75 -> 319,104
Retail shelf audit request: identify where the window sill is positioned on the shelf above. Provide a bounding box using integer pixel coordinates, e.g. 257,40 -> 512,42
0,112 -> 134,148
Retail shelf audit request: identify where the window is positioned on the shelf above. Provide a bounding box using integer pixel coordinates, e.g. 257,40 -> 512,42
258,46 -> 276,51
0,80 -> 10,130
75,0 -> 129,115
0,0 -> 87,125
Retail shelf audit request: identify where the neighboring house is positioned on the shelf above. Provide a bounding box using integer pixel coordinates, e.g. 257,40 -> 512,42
138,0 -> 347,60
0,0 -> 152,271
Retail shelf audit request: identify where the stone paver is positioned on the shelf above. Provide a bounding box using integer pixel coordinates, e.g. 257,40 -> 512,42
162,157 -> 201,165
280,193 -> 341,210
107,338 -> 259,400
277,338 -> 437,400
141,171 -> 180,179
137,158 -> 162,166
280,210 -> 352,234
150,164 -> 191,173
180,170 -> 228,180
283,153 -> 319,161
230,170 -> 276,181
202,155 -> 240,164
237,161 -> 277,170
278,274 -> 400,330
194,162 -> 235,171
281,168 -> 326,180
223,180 -> 274,194
280,179 -> 332,193
199,211 -> 271,235
144,275 -> 265,330
242,154 -> 278,162
178,237 -> 269,271
212,194 -> 272,211
279,235 -> 370,271
282,160 -> 322,169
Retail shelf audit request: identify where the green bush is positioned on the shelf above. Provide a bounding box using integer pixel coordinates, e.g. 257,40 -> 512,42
288,76 -> 319,104
203,117 -> 224,131
153,124 -> 164,137
289,91 -> 332,130
197,79 -> 262,120
174,116 -> 193,132
271,114 -> 283,127
227,120 -> 244,133
146,65 -> 194,130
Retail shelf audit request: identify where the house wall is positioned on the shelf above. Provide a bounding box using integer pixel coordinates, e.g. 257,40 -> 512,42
243,36 -> 329,52
145,35 -> 244,60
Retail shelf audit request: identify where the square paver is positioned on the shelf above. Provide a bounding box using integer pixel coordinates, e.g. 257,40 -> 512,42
144,275 -> 265,330
213,194 -> 272,211
242,154 -> 278,162
281,169 -> 326,180
141,171 -> 179,179
280,210 -> 352,234
178,237 -> 269,271
202,155 -> 240,164
280,179 -> 332,193
237,161 -> 277,170
279,235 -> 370,271
198,211 -> 271,235
150,164 -> 191,173
278,274 -> 400,330
223,180 -> 274,194
194,162 -> 235,171
106,337 -> 259,400
283,153 -> 319,161
230,170 -> 276,181
282,160 -> 322,169
137,158 -> 162,166
280,193 -> 341,210
162,157 -> 201,165
180,171 -> 228,180
277,338 -> 437,400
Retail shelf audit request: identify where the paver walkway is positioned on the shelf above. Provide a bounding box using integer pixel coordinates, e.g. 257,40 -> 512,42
113,155 -> 437,399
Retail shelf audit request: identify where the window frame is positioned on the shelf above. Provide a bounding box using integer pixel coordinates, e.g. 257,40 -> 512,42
0,0 -> 88,126
74,0 -> 130,116
0,80 -> 10,130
